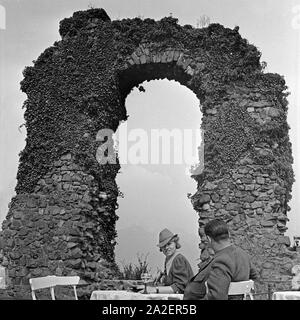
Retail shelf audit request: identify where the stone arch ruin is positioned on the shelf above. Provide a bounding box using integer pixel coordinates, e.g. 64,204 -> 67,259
1,8 -> 300,295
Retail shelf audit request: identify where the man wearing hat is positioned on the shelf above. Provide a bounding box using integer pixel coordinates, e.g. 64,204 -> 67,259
147,228 -> 194,294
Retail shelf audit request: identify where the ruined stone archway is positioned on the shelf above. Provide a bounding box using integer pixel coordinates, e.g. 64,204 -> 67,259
1,8 -> 299,295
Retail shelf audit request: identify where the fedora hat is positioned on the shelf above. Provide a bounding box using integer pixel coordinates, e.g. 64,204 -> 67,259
157,228 -> 178,248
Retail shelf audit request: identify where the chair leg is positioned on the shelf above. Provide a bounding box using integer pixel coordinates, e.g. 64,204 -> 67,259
50,287 -> 56,300
73,286 -> 78,300
267,284 -> 272,300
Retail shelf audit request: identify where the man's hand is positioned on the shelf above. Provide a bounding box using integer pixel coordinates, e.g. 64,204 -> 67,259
128,284 -> 144,292
146,285 -> 175,294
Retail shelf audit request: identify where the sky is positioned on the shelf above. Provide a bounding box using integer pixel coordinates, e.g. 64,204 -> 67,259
0,0 -> 299,274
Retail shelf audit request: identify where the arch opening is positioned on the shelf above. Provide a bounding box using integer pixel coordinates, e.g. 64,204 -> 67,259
114,79 -> 202,275
118,61 -> 203,107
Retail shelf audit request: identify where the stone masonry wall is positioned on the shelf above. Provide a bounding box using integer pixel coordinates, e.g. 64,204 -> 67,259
1,153 -> 117,285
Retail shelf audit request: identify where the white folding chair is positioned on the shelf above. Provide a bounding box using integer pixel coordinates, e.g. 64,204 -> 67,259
29,275 -> 57,300
291,264 -> 300,290
55,276 -> 80,300
228,280 -> 255,300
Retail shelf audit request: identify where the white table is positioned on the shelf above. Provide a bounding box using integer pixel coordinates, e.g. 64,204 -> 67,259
144,293 -> 183,300
272,291 -> 300,300
90,290 -> 183,300
90,290 -> 148,300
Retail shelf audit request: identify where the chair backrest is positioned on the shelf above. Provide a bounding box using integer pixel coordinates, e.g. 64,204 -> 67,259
29,275 -> 80,300
291,265 -> 300,290
55,276 -> 80,300
228,280 -> 255,300
29,276 -> 57,300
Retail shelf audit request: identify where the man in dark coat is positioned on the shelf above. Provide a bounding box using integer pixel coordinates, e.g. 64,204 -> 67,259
184,219 -> 258,300
183,253 -> 213,299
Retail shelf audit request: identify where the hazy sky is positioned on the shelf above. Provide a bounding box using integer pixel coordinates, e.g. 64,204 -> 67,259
0,0 -> 299,272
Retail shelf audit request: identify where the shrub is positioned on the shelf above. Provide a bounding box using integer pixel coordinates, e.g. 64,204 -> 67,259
119,253 -> 151,280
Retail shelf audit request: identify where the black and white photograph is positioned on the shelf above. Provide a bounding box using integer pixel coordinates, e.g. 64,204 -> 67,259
0,0 -> 300,309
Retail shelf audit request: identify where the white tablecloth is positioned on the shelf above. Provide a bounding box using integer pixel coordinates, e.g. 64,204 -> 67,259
90,290 -> 183,300
272,291 -> 300,300
144,293 -> 183,300
90,291 -> 148,300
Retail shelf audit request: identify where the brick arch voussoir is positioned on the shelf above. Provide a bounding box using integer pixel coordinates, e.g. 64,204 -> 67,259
124,44 -> 198,78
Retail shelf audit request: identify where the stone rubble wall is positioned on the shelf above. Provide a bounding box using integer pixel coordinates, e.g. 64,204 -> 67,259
1,153 -> 117,285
